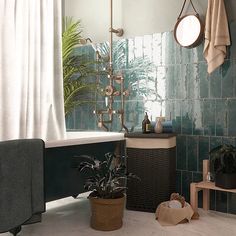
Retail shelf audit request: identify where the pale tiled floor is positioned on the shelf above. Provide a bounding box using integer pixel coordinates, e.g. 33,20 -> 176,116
2,193 -> 236,236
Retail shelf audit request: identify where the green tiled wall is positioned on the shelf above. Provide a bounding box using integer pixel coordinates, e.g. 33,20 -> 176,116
66,21 -> 236,214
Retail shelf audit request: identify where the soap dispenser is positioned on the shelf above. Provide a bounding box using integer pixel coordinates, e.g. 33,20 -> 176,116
142,112 -> 151,133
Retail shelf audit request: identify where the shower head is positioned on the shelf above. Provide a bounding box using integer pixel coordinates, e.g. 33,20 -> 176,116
79,37 -> 97,50
79,37 -> 102,59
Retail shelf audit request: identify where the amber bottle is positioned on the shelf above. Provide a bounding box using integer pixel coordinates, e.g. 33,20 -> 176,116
142,112 -> 151,133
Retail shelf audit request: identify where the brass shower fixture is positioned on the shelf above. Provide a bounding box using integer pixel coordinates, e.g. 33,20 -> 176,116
93,0 -> 131,133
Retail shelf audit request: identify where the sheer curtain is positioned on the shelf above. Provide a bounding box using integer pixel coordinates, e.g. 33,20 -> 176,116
0,0 -> 66,141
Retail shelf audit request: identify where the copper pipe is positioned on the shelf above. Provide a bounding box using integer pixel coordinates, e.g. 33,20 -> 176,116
109,0 -> 113,81
94,0 -> 129,132
108,0 -> 114,123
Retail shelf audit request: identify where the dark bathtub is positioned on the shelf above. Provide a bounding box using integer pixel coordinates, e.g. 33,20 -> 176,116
44,132 -> 125,202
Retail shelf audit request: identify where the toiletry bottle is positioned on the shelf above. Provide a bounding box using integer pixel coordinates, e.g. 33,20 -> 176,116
154,117 -> 163,134
142,112 -> 151,133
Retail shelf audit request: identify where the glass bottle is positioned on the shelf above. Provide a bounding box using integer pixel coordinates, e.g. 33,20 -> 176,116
206,172 -> 212,182
142,112 -> 151,133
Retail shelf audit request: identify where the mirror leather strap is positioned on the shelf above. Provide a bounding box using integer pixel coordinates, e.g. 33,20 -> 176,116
177,0 -> 199,19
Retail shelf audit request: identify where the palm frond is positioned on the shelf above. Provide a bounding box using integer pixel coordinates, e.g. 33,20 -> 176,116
62,17 -> 103,116
62,17 -> 83,61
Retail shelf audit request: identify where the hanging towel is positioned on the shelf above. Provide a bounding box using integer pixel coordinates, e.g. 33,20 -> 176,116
203,0 -> 230,74
0,139 -> 45,234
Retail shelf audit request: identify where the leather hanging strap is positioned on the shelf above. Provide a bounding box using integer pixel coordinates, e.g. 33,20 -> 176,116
177,0 -> 199,19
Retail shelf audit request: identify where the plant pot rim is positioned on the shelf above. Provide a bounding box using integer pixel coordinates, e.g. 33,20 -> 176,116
88,193 -> 125,199
88,194 -> 125,204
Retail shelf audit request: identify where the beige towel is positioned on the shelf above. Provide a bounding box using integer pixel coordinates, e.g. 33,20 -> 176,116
203,0 -> 231,74
156,201 -> 194,226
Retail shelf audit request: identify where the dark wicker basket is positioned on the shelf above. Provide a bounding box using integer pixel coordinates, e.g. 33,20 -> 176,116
126,147 -> 176,212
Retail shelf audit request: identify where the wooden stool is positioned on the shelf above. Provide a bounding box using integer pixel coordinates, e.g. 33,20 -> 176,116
190,160 -> 236,218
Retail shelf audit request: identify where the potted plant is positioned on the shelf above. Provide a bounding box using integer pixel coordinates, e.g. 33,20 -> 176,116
209,144 -> 236,189
78,152 -> 139,231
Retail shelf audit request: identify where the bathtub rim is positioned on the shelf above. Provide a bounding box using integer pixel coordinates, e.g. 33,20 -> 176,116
45,131 -> 125,148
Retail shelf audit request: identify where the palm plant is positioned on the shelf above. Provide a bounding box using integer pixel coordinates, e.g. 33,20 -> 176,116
62,17 -> 100,116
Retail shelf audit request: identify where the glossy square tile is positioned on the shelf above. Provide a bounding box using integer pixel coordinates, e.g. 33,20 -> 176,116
65,109 -> 76,130
228,193 -> 236,214
215,191 -> 228,213
193,172 -> 203,208
187,136 -> 198,171
177,64 -> 187,99
203,99 -> 216,136
210,190 -> 216,211
173,100 -> 182,134
198,62 -> 209,98
215,99 -> 228,136
165,65 -> 176,99
181,100 -> 193,135
123,69 -> 147,100
228,21 -> 236,60
181,171 -> 193,202
181,47 -> 193,65
125,101 -> 145,132
176,135 -> 187,170
192,100 -> 204,135
152,33 -> 162,66
210,137 -> 222,150
187,64 -> 199,99
156,66 -> 167,100
167,100 -> 182,134
176,170 -> 182,194
209,67 -> 222,98
163,31 -> 175,65
112,39 -> 128,70
222,60 -> 235,98
198,136 -> 210,172
194,42 -> 205,63
222,137 -> 235,146
228,99 -> 236,136
174,41 -> 182,65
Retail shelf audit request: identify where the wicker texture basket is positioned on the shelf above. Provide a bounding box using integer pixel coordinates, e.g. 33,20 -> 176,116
126,147 -> 176,212
89,195 -> 125,231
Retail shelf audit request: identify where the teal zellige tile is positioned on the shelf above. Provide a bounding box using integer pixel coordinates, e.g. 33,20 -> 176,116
198,136 -> 209,172
209,67 -> 222,98
215,192 -> 227,213
199,62 -> 209,98
228,193 -> 236,214
203,99 -> 215,136
215,99 -> 228,136
228,99 -> 236,136
187,136 -> 198,171
210,137 -> 222,150
222,60 -> 235,98
181,171 -> 193,202
181,100 -> 193,135
176,135 -> 187,170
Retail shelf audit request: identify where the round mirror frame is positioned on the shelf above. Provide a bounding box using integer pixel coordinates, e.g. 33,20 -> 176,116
174,14 -> 204,49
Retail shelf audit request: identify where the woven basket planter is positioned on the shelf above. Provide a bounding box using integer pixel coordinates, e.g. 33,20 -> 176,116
89,195 -> 125,231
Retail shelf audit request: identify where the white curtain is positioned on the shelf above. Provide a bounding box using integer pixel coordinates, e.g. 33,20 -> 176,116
0,0 -> 66,141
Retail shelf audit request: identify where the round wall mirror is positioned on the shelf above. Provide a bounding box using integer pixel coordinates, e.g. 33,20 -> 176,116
174,14 -> 204,48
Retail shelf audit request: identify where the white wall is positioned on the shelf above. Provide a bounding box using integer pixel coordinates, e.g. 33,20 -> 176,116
64,0 -> 122,43
64,0 -> 235,43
